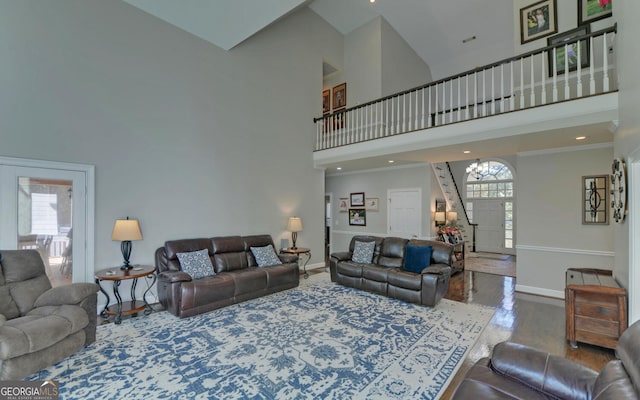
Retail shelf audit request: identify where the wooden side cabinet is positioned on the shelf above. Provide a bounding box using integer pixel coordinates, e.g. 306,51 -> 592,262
565,268 -> 628,349
451,241 -> 465,271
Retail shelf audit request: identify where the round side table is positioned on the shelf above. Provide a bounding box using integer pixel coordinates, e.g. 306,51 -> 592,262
280,247 -> 311,279
95,265 -> 156,324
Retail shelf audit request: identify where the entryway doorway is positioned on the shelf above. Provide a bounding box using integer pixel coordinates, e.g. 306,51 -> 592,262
0,157 -> 94,285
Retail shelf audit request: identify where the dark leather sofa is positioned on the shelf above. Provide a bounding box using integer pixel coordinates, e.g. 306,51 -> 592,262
452,319 -> 640,399
155,235 -> 299,318
329,235 -> 452,307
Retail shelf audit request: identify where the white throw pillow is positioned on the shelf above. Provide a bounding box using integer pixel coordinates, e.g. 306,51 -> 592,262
176,249 -> 215,279
352,240 -> 375,264
251,245 -> 282,267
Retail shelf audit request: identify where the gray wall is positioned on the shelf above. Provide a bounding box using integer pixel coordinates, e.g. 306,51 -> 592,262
325,164 -> 432,253
0,1 -> 340,271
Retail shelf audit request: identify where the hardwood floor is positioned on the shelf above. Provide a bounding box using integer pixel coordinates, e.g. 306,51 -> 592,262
439,269 -> 616,399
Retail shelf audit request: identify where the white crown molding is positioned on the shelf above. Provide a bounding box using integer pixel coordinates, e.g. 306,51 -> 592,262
517,142 -> 613,157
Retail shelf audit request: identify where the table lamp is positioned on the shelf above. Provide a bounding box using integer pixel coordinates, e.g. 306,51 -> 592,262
287,217 -> 303,249
111,217 -> 143,270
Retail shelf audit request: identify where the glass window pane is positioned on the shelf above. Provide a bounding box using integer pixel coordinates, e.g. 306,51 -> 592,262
505,239 -> 513,248
505,221 -> 513,229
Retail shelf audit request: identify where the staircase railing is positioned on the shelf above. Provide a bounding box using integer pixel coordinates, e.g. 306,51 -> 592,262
446,162 -> 478,252
314,24 -> 617,151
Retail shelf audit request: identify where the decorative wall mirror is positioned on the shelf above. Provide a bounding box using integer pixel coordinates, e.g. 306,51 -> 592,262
582,175 -> 608,224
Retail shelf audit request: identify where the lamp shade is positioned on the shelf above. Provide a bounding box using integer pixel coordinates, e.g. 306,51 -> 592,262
287,217 -> 303,232
111,219 -> 143,241
434,212 -> 446,224
448,211 -> 458,222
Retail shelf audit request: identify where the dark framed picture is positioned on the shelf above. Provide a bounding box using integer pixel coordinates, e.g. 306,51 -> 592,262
333,82 -> 347,109
520,0 -> 558,44
350,192 -> 364,207
322,89 -> 331,115
349,209 -> 366,226
547,25 -> 590,76
578,0 -> 612,25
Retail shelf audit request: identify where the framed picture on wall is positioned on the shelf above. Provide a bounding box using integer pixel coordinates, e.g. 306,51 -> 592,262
547,26 -> 590,76
578,0 -> 612,25
350,192 -> 364,207
582,175 -> 608,224
333,82 -> 347,109
520,0 -> 558,44
349,209 -> 366,226
338,198 -> 348,212
366,198 -> 379,211
322,89 -> 331,115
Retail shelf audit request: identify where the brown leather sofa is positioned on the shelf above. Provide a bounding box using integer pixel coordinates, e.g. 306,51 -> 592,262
329,235 -> 452,307
452,319 -> 640,399
155,235 -> 299,318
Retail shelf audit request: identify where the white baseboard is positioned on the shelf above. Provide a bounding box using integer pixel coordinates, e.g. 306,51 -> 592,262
515,284 -> 564,299
305,262 -> 327,271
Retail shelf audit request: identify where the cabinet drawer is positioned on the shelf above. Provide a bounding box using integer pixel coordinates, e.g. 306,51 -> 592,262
574,301 -> 619,321
575,315 -> 619,337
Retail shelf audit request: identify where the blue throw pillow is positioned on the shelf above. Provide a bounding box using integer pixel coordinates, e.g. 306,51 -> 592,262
176,249 -> 215,279
250,245 -> 282,267
403,245 -> 432,273
352,240 -> 375,264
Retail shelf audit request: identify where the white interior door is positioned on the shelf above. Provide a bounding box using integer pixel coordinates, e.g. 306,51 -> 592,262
0,158 -> 94,284
387,188 -> 421,239
474,199 -> 504,253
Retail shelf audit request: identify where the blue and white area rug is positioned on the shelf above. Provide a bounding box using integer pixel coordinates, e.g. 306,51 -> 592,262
30,275 -> 494,399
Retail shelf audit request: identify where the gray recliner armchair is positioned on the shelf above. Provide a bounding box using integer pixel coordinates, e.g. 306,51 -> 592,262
0,250 -> 99,380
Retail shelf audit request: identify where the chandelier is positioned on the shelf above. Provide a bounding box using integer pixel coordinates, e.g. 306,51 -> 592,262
466,159 -> 486,180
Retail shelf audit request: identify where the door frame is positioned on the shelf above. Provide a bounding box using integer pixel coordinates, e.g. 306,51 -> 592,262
0,156 -> 95,282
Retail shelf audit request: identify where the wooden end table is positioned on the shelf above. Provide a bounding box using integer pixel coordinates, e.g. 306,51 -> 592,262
95,265 -> 156,324
280,247 -> 311,279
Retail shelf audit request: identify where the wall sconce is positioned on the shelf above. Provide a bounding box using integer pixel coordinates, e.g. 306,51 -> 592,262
111,217 -> 143,270
434,212 -> 446,226
287,216 -> 303,249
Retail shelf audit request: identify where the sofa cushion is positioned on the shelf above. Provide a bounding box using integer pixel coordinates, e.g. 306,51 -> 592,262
250,245 -> 281,267
403,245 -> 432,273
176,249 -> 215,279
387,269 -> 422,290
0,286 -> 19,320
352,241 -> 375,264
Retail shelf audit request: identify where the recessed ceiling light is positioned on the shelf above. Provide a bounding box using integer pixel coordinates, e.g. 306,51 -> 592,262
576,136 -> 587,140
336,167 -> 342,170
463,150 -> 471,154
369,0 -> 375,3
388,160 -> 395,164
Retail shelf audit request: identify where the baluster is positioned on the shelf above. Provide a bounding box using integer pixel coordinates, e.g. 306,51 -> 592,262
576,40 -> 582,98
589,37 -> 596,95
519,57 -> 525,108
433,83 -> 440,126
421,88 -> 426,128
491,66 -> 495,115
442,82 -> 447,125
564,43 -> 570,100
408,91 -> 413,131
482,69 -> 486,116
377,101 -> 381,138
415,90 -> 419,129
552,48 -> 558,102
474,72 -> 478,118
396,95 -> 401,133
509,61 -> 515,111
541,51 -> 547,105
465,74 -> 470,120
457,76 -> 461,121
386,98 -> 390,136
500,64 -> 505,113
449,79 -> 453,123
370,104 -> 374,139
530,54 -> 535,106
602,33 -> 610,92
428,85 -> 432,128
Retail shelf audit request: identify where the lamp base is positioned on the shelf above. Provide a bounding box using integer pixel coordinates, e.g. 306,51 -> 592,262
120,240 -> 133,270
120,263 -> 133,270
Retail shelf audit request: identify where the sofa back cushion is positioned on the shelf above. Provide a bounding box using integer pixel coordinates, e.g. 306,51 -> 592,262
349,236 -> 384,264
212,236 -> 248,272
0,250 -> 52,317
378,237 -> 408,268
164,239 -> 214,273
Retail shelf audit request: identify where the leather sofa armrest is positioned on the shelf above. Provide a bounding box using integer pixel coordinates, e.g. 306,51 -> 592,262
34,283 -> 99,307
0,314 -> 5,326
330,251 -> 352,262
158,271 -> 192,283
491,342 -> 597,400
421,264 -> 451,275
278,254 -> 299,264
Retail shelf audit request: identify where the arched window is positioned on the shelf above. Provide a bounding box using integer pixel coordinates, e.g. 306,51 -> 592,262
465,160 -> 514,249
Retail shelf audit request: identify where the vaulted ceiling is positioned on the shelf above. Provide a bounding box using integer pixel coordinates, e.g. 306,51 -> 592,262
123,0 -> 515,79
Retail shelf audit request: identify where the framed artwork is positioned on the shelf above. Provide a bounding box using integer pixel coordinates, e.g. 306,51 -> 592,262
520,0 -> 557,44
435,199 -> 446,213
322,89 -> 331,115
349,209 -> 366,226
582,175 -> 608,224
350,192 -> 364,207
547,26 -> 590,76
338,198 -> 348,212
578,0 -> 612,25
366,198 -> 379,211
333,83 -> 347,109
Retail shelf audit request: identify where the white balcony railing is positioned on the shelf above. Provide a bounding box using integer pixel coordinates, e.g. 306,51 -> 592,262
314,25 -> 617,151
